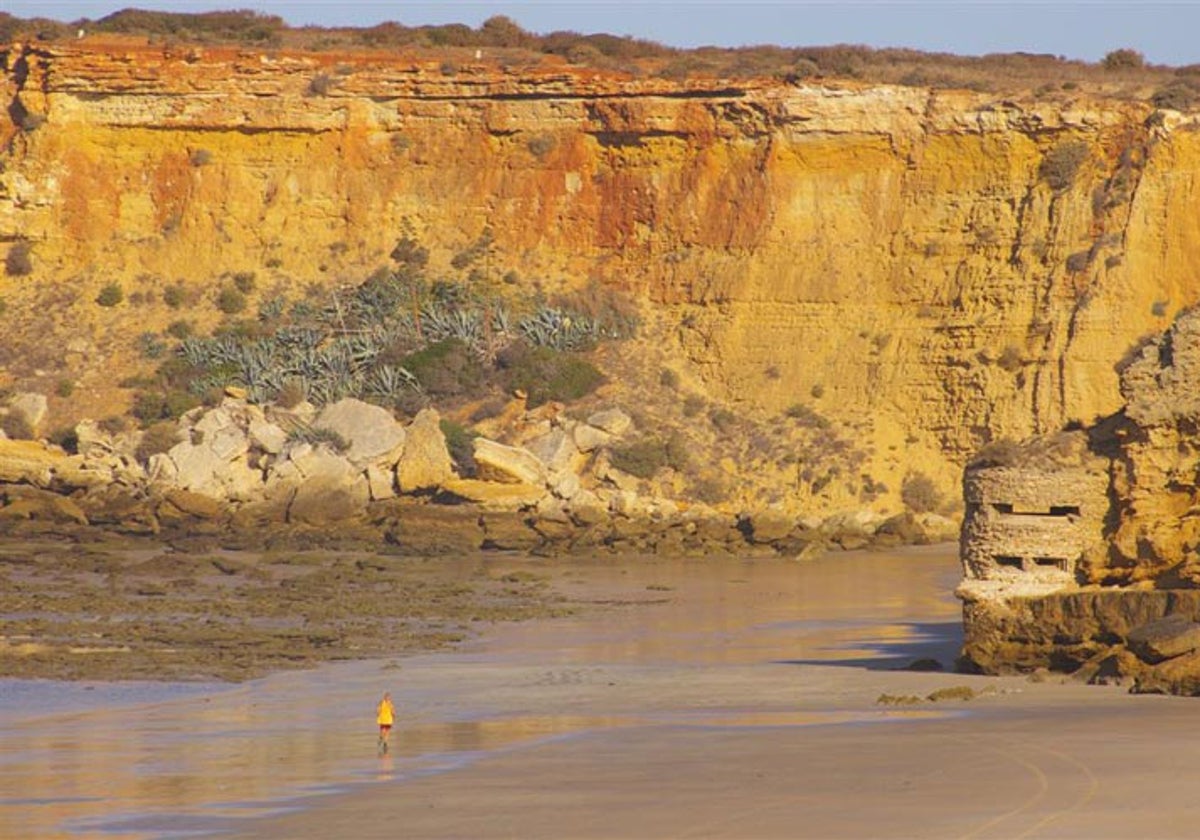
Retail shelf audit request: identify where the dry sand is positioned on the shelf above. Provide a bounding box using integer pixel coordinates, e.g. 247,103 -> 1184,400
5,546 -> 1198,839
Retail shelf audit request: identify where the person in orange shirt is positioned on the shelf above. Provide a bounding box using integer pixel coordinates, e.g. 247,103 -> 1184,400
376,692 -> 395,754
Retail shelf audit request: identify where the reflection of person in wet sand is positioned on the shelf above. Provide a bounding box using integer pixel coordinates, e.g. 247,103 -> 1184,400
376,692 -> 395,754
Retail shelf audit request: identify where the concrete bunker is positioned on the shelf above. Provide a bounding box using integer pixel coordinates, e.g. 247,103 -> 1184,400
959,441 -> 1109,600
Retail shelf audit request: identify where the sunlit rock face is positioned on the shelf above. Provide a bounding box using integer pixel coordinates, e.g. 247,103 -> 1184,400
4,37 -> 1200,499
959,309 -> 1200,694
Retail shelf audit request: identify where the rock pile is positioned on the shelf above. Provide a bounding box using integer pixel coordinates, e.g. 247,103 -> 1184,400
0,393 -> 955,554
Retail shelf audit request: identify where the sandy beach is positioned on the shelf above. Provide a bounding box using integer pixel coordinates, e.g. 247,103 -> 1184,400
4,545 -> 1197,839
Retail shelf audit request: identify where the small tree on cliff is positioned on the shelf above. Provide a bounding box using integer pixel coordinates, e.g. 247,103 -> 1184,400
901,471 -> 943,514
479,15 -> 530,48
1102,49 -> 1145,71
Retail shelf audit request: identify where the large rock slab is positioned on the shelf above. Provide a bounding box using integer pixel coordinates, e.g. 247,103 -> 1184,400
1133,649 -> 1200,696
440,478 -> 545,509
383,504 -> 484,554
160,488 -> 225,520
167,441 -> 229,498
0,486 -> 88,524
365,463 -> 397,501
8,392 -> 48,436
1128,614 -> 1200,663
286,443 -> 360,483
314,398 -> 406,468
479,512 -> 542,551
473,439 -> 546,486
249,417 -> 289,454
572,423 -> 611,453
288,474 -> 370,525
397,408 -> 454,493
525,428 -> 579,474
740,509 -> 796,544
0,439 -> 66,486
587,408 -> 632,437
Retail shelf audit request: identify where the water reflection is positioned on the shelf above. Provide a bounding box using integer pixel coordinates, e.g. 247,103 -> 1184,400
0,546 -> 962,839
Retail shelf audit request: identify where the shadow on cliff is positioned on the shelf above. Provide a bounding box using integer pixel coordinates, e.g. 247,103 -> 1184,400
772,620 -> 964,671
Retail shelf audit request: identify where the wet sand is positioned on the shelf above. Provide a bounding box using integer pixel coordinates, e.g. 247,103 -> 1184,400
4,546 -> 1195,838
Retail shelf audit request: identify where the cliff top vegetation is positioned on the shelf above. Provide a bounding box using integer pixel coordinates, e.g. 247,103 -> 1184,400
1,9 -> 1195,104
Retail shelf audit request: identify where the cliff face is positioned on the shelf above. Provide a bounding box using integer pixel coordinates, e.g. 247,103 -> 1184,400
3,39 -> 1198,504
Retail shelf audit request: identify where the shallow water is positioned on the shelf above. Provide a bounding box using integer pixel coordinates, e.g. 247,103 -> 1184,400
0,545 -> 962,839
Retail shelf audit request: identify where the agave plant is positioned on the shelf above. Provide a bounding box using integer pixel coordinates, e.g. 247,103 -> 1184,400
364,364 -> 422,403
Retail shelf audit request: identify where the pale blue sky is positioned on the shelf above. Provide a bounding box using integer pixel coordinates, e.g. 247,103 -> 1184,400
6,1 -> 1199,66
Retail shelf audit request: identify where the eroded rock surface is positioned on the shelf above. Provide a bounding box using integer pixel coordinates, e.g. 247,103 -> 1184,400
959,309 -> 1200,694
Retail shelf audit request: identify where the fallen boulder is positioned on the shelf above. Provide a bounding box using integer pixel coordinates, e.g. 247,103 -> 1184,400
314,398 -> 406,468
397,408 -> 454,493
473,439 -> 546,486
1127,614 -> 1200,663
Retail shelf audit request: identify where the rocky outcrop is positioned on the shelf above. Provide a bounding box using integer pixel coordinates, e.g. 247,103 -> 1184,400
395,408 -> 453,493
0,384 -> 939,557
958,308 -> 1200,694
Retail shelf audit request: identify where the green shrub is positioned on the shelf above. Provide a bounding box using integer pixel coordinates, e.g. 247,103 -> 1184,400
275,378 -> 308,409
1102,48 -> 1144,71
785,403 -> 830,429
709,408 -> 738,434
162,283 -> 186,308
610,438 -> 669,479
97,416 -> 128,435
901,471 -> 943,514
1039,141 -> 1089,191
131,389 -> 201,426
390,236 -> 429,270
48,426 -> 79,454
288,424 -> 349,452
96,283 -> 124,307
691,474 -> 727,504
440,419 -> 478,476
5,241 -> 32,276
402,338 -> 482,398
189,148 -> 213,166
1065,251 -> 1091,273
55,379 -> 75,398
609,432 -> 688,479
499,343 -> 604,407
232,271 -> 257,293
217,287 -> 247,314
1151,83 -> 1197,111
527,132 -> 556,158
138,332 -> 167,359
308,73 -> 333,96
166,319 -> 194,339
659,368 -> 680,390
136,421 -> 180,462
682,395 -> 705,418
997,345 -> 1023,372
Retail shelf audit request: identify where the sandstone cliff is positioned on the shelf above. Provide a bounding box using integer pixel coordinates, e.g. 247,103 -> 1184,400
3,38 -> 1198,512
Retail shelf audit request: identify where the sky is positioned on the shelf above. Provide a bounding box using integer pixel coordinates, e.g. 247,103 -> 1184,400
6,1 -> 1200,67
